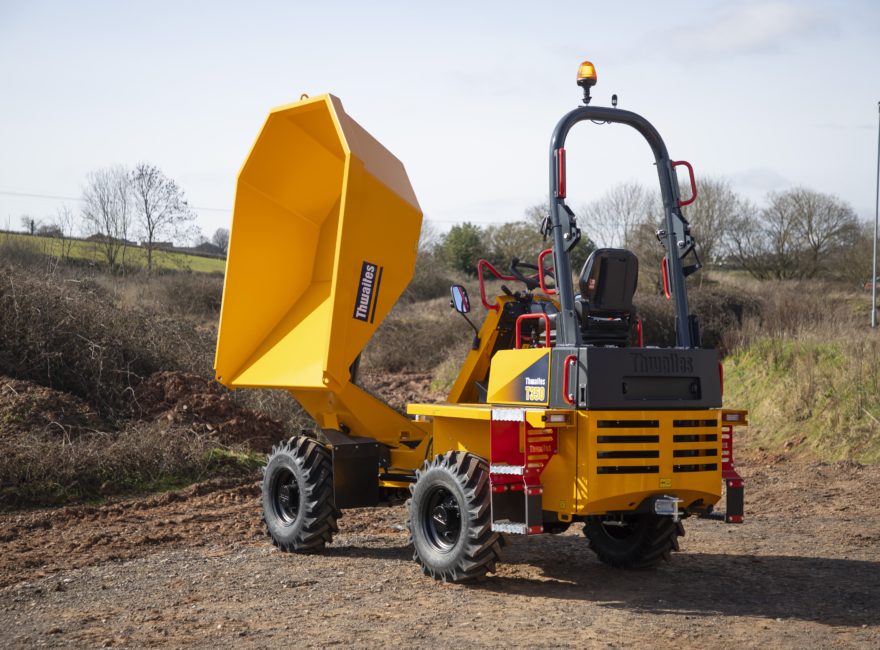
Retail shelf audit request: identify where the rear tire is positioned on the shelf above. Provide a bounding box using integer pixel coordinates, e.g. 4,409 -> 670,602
262,436 -> 338,552
407,451 -> 502,582
583,514 -> 683,569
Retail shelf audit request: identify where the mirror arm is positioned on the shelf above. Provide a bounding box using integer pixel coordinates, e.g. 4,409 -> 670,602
456,312 -> 481,349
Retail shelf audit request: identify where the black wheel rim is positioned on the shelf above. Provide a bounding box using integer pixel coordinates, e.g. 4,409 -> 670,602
423,486 -> 462,551
272,468 -> 300,525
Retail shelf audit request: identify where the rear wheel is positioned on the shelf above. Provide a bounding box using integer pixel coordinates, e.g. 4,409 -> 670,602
407,451 -> 502,582
262,436 -> 338,552
583,514 -> 683,569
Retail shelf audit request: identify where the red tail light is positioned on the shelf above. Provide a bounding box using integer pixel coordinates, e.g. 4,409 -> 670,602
718,361 -> 724,397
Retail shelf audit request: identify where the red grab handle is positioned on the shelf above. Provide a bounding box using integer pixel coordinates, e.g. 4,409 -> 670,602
515,313 -> 551,349
672,160 -> 697,207
562,354 -> 577,405
537,248 -> 556,295
660,256 -> 671,301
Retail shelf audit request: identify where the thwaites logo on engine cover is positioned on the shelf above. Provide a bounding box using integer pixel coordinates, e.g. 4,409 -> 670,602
628,351 -> 694,374
353,261 -> 383,323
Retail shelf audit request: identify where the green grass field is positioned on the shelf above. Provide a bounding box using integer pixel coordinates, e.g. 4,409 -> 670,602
1,231 -> 226,273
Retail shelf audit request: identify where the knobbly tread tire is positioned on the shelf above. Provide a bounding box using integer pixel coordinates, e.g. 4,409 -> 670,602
261,436 -> 338,553
406,451 -> 502,583
583,514 -> 684,569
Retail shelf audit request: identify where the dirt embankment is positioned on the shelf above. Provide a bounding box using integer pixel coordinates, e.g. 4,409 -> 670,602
1,451 -> 878,648
132,371 -> 287,451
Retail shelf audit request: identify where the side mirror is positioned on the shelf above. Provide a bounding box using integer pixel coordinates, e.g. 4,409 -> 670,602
450,285 -> 470,314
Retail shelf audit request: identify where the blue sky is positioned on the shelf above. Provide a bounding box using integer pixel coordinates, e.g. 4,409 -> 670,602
1,1 -> 878,238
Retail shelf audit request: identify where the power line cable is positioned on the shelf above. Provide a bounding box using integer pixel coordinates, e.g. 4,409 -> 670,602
0,188 -> 530,224
0,189 -> 231,213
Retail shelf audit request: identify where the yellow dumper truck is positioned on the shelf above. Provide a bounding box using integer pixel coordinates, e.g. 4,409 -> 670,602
214,61 -> 747,582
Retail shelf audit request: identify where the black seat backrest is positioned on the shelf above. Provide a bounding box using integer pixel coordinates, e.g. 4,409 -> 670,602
578,248 -> 638,313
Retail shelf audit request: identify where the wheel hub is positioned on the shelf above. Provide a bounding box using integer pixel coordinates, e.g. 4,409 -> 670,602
425,488 -> 461,550
272,469 -> 300,524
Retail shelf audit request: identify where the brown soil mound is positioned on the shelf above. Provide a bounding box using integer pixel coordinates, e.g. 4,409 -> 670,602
357,369 -> 443,412
0,376 -> 101,437
133,371 -> 286,451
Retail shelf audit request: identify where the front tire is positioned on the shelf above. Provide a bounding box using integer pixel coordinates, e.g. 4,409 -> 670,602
262,436 -> 338,552
583,514 -> 683,569
407,452 -> 502,582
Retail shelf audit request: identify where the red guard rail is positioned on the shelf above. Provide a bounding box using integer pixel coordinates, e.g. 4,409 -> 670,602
477,259 -> 516,312
515,313 -> 551,349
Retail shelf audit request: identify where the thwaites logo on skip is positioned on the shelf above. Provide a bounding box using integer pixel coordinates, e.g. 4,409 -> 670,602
353,261 -> 383,323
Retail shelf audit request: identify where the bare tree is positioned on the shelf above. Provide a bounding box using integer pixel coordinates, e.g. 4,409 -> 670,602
581,182 -> 654,249
786,188 -> 861,278
680,177 -> 739,266
724,198 -> 773,279
211,227 -> 230,256
81,165 -> 132,272
55,204 -> 77,261
20,215 -> 38,235
130,164 -> 195,274
724,189 -> 861,280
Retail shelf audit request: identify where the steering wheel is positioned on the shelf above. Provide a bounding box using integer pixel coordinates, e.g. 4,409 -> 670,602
509,257 -> 554,292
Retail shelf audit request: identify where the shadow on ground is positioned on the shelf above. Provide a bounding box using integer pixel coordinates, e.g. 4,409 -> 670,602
478,533 -> 879,627
316,533 -> 877,628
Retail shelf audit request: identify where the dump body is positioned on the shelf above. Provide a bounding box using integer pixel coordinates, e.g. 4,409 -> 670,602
214,95 -> 430,476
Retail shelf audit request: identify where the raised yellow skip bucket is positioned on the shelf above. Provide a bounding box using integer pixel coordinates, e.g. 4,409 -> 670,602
215,94 -> 429,455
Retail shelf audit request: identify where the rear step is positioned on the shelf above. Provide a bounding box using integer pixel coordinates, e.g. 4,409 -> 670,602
489,409 -> 556,535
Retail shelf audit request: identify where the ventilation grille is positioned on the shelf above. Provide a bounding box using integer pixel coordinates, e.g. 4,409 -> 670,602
593,416 -> 721,477
671,419 -> 718,473
595,419 -> 660,474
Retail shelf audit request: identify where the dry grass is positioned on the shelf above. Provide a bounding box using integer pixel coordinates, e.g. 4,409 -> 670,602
0,265 -> 216,416
0,252 -> 305,507
725,320 -> 880,463
0,422 -> 259,507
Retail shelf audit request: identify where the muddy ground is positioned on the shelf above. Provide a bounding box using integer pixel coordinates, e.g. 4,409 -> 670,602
1,451 -> 878,649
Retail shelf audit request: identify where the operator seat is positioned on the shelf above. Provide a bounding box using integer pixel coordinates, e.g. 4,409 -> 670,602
575,248 -> 638,346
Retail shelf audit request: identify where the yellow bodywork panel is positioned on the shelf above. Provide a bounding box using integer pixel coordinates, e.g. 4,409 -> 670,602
575,410 -> 722,514
214,94 -> 429,450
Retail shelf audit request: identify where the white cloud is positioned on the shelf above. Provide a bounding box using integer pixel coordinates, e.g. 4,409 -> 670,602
731,167 -> 791,192
642,2 -> 833,59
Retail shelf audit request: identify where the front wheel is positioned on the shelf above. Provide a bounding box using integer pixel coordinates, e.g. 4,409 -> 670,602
583,514 -> 683,569
407,452 -> 502,582
261,436 -> 338,552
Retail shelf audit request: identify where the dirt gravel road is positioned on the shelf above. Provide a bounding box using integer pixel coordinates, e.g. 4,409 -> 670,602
1,451 -> 878,648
